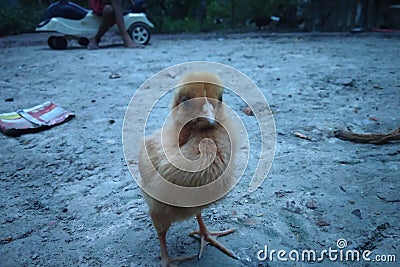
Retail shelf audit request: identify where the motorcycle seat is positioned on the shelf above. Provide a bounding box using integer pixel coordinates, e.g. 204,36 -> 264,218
43,1 -> 89,21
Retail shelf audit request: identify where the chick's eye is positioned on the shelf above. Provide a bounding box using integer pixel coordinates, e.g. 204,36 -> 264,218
181,96 -> 189,103
218,96 -> 223,102
181,96 -> 190,108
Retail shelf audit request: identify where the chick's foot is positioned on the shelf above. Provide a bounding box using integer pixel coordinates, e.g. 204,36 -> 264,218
189,213 -> 238,260
156,226 -> 197,267
160,255 -> 197,267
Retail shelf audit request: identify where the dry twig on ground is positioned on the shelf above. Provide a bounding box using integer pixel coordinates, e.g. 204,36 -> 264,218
334,127 -> 400,144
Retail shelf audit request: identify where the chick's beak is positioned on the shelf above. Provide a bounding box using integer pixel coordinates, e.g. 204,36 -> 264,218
201,98 -> 216,125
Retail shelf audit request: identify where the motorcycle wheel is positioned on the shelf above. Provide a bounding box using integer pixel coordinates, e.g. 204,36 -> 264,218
128,22 -> 151,45
78,37 -> 89,47
48,36 -> 68,50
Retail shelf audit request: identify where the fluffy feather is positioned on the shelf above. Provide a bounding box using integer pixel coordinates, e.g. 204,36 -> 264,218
138,71 -> 237,266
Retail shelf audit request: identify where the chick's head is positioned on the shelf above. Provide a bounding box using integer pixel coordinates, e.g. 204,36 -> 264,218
172,72 -> 225,130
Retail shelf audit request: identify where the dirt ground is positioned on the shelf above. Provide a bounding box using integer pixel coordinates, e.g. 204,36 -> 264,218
0,31 -> 399,267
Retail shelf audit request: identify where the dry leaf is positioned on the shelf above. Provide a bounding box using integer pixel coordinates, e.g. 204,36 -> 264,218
368,117 -> 378,122
294,132 -> 312,140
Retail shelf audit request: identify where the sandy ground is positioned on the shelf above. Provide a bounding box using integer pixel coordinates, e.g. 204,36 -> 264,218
0,31 -> 399,267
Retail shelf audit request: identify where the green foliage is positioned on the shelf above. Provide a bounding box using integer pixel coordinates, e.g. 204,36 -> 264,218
163,17 -> 200,33
250,0 -> 284,19
0,6 -> 34,36
0,0 -> 48,36
147,0 -> 299,33
0,0 -> 299,36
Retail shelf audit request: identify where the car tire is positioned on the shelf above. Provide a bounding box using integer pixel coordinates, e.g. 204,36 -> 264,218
128,22 -> 151,45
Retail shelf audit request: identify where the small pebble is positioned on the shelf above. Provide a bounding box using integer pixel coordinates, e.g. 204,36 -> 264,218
243,106 -> 254,116
316,220 -> 330,227
306,201 -> 317,209
109,73 -> 121,79
351,208 -> 362,218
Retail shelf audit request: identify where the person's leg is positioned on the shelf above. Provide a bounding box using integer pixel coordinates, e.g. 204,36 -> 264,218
88,4 -> 115,49
109,0 -> 142,48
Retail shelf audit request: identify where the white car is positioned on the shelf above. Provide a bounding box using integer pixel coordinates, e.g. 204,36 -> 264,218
36,1 -> 154,49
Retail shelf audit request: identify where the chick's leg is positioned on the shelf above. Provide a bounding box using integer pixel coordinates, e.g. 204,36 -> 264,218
189,213 -> 237,259
151,214 -> 196,267
156,229 -> 171,267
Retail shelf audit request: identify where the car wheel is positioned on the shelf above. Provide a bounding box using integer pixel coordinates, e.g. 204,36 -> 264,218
128,22 -> 151,45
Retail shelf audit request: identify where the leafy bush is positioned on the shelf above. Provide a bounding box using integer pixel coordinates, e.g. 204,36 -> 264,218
0,4 -> 41,36
146,0 -> 299,33
0,0 -> 299,36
